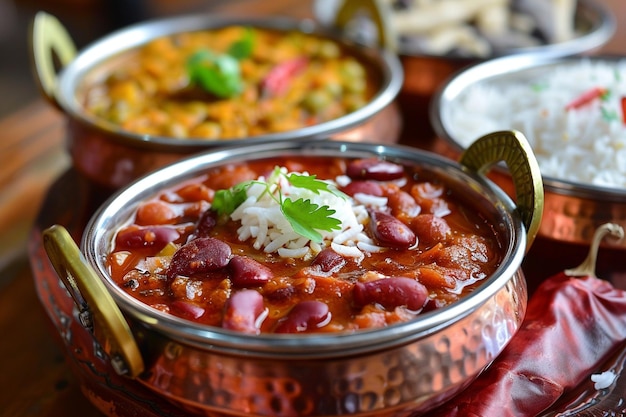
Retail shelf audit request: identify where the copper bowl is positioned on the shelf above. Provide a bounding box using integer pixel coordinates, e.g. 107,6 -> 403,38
315,0 -> 615,140
431,54 -> 626,250
30,12 -> 404,189
42,134 -> 543,416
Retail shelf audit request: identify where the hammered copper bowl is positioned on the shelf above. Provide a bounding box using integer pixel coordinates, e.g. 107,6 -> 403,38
30,12 -> 404,189
42,136 -> 542,416
431,54 -> 626,251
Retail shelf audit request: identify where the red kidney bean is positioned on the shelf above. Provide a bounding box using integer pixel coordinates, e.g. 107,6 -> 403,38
346,158 -> 404,181
274,300 -> 331,333
341,180 -> 384,197
384,187 -> 420,219
170,300 -> 205,320
167,237 -> 231,280
228,255 -> 273,287
115,225 -> 180,250
193,209 -> 218,238
353,277 -> 428,311
222,290 -> 266,334
368,210 -> 417,249
311,248 -> 346,273
410,214 -> 451,245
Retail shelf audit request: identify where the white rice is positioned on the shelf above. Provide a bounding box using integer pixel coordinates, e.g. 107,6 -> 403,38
228,167 -> 387,259
448,59 -> 626,189
590,370 -> 616,390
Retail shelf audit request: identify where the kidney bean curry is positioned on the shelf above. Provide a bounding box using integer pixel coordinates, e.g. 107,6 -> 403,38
107,156 -> 503,334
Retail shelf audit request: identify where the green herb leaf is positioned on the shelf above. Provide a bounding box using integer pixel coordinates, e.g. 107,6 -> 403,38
281,198 -> 342,243
601,106 -> 620,122
211,184 -> 249,215
287,174 -> 327,193
228,27 -> 255,60
187,50 -> 243,98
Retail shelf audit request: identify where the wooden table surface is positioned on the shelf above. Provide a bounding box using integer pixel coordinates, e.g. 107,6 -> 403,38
1,1 -> 625,416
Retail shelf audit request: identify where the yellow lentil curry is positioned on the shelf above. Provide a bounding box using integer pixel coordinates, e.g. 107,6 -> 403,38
79,26 -> 376,140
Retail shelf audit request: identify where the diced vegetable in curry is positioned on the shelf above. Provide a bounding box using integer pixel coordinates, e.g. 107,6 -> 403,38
79,26 -> 376,139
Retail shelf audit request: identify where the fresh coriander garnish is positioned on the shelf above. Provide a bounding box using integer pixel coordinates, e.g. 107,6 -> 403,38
187,50 -> 243,98
186,28 -> 255,98
282,198 -> 342,243
227,27 -> 255,60
601,106 -> 620,122
211,170 -> 345,242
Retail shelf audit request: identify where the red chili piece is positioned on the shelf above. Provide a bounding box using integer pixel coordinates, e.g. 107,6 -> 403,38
565,87 -> 608,110
621,96 -> 626,124
261,57 -> 308,97
427,272 -> 626,416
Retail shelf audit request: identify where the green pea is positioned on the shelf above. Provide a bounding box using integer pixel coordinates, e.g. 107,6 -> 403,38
341,59 -> 366,79
344,77 -> 366,94
303,90 -> 333,114
317,41 -> 341,59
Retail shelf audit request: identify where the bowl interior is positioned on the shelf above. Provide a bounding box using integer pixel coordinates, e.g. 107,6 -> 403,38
82,140 -> 525,357
56,15 -> 403,148
431,54 -> 626,201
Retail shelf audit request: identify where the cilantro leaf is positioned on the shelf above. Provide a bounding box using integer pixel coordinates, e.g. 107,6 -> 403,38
601,106 -> 620,122
286,173 -> 346,198
281,198 -> 342,243
211,184 -> 249,215
187,50 -> 243,98
228,27 -> 255,60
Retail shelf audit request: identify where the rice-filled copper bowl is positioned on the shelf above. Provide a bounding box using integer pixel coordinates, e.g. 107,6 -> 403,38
30,12 -> 403,189
431,54 -> 626,250
43,137 -> 542,416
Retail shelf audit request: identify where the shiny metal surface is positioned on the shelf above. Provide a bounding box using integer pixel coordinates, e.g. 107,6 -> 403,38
42,138 -> 541,416
317,0 -> 615,59
431,54 -> 626,249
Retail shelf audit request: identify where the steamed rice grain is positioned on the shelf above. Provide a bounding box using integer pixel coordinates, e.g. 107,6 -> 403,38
448,59 -> 626,188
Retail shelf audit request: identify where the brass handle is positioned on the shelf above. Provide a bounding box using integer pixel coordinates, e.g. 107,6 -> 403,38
460,130 -> 544,252
42,225 -> 144,378
30,11 -> 77,109
334,0 -> 397,51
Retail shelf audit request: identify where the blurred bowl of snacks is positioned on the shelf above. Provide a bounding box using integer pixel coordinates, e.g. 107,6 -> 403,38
30,12 -> 403,189
431,53 -> 626,249
42,135 -> 543,416
315,0 -> 615,138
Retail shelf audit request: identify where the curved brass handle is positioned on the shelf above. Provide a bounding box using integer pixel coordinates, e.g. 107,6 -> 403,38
42,225 -> 144,378
334,0 -> 397,51
30,11 -> 77,109
460,130 -> 544,253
